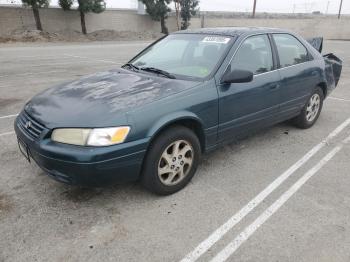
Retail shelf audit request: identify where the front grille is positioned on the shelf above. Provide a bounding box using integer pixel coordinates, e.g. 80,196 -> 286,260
18,111 -> 45,140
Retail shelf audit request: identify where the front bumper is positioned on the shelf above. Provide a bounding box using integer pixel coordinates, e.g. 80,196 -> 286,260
14,115 -> 149,186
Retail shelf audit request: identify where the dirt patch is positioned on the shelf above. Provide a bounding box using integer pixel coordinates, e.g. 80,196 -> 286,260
0,29 -> 59,43
0,149 -> 18,163
86,30 -> 164,41
0,98 -> 22,109
0,29 -> 164,43
0,193 -> 12,213
61,187 -> 104,203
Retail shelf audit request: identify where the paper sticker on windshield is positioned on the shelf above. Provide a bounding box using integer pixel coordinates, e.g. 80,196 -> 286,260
202,36 -> 231,44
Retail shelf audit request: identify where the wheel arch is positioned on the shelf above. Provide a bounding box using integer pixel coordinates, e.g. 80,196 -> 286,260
146,112 -> 206,153
317,81 -> 328,98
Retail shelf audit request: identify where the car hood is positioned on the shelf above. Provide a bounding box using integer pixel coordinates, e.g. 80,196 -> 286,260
25,69 -> 199,128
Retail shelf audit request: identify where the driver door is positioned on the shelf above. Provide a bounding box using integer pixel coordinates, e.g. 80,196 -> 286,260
217,34 -> 282,142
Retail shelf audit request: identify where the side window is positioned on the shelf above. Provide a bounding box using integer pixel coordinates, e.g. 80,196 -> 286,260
273,34 -> 309,68
231,34 -> 274,75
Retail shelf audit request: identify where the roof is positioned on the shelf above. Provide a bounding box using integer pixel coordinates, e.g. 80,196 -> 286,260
173,27 -> 286,37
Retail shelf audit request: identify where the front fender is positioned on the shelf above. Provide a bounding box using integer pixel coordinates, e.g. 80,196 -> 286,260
146,110 -> 204,138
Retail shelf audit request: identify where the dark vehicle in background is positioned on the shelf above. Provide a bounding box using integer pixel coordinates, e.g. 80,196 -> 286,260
15,27 -> 342,195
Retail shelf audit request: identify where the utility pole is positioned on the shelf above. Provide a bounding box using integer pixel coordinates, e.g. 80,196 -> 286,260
252,0 -> 257,18
303,1 -> 306,12
338,0 -> 343,19
326,1 -> 330,14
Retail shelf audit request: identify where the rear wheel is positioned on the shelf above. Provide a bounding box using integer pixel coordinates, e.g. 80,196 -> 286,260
293,87 -> 324,129
141,126 -> 201,195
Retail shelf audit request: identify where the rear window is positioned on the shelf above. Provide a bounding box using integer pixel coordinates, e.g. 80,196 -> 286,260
273,34 -> 310,68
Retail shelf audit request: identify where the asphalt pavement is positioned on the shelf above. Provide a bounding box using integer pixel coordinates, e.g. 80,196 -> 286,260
0,40 -> 349,262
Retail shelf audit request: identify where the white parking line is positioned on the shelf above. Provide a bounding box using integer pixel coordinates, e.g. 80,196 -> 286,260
0,70 -> 66,78
0,131 -> 15,137
12,55 -> 65,59
0,114 -> 18,120
18,60 -> 126,68
180,117 -> 350,262
0,42 -> 149,53
24,61 -> 115,68
210,135 -> 350,262
64,54 -> 123,65
329,96 -> 350,102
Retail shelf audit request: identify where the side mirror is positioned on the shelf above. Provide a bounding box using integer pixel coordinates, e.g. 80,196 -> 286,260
221,69 -> 254,84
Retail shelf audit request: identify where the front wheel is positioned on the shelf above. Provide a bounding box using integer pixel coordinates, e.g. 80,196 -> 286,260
293,87 -> 324,129
141,126 -> 201,195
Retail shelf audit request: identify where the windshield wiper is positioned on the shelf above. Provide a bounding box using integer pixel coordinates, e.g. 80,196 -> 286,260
122,63 -> 140,71
140,67 -> 176,79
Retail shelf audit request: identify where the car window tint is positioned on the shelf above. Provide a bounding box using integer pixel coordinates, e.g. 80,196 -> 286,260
273,34 -> 309,68
231,34 -> 273,75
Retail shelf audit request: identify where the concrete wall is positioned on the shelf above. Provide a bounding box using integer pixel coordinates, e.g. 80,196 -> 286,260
198,17 -> 350,39
0,6 -> 349,39
0,6 -> 168,34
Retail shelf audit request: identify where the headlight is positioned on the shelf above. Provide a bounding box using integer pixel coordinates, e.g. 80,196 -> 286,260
51,127 -> 130,146
87,127 -> 130,146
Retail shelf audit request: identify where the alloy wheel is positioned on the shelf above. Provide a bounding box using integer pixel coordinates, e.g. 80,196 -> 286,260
306,93 -> 321,122
158,140 -> 194,186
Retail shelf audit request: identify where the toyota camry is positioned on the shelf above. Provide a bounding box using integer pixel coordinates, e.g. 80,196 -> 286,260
15,27 -> 342,195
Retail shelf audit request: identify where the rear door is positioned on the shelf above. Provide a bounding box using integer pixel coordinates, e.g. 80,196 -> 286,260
272,33 -> 318,118
217,34 -> 281,142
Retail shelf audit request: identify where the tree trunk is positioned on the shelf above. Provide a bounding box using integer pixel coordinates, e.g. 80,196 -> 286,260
174,1 -> 180,30
181,19 -> 189,30
32,6 -> 43,31
79,9 -> 87,35
200,14 -> 205,28
160,16 -> 168,34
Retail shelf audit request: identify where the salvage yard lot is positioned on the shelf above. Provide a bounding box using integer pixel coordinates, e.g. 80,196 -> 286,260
0,40 -> 350,262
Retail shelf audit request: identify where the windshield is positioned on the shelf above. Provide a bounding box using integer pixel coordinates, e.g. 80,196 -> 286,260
129,34 -> 234,80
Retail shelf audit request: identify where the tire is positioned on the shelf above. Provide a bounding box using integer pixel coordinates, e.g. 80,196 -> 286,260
293,87 -> 324,129
141,126 -> 201,195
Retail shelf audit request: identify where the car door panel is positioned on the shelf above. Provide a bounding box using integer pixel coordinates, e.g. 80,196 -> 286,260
217,34 -> 282,142
273,33 -> 320,118
278,63 -> 318,117
218,71 -> 281,141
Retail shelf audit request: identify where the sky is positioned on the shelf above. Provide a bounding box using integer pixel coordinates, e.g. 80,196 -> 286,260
1,0 -> 349,14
